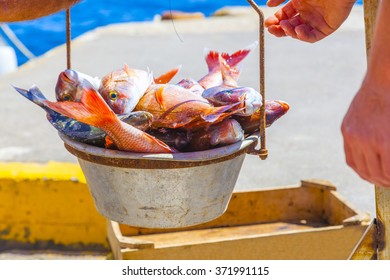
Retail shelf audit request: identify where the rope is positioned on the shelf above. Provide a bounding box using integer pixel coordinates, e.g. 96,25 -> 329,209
0,23 -> 36,60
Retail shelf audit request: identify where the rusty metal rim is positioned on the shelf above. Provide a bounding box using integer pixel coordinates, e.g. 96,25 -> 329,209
60,133 -> 259,169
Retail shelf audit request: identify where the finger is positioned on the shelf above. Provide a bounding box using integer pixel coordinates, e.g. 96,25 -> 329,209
349,147 -> 372,183
267,25 -> 287,37
295,24 -> 327,43
381,152 -> 390,181
375,153 -> 390,187
364,150 -> 389,184
280,20 -> 298,38
365,149 -> 382,177
344,141 -> 357,171
267,0 -> 287,7
265,15 -> 280,27
288,15 -> 303,28
274,2 -> 298,22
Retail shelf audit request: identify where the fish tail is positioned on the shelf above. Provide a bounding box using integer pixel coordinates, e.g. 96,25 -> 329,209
219,56 -> 240,87
13,85 -> 48,108
202,102 -> 243,123
44,87 -> 118,128
221,41 -> 258,67
154,65 -> 181,84
143,132 -> 178,153
204,48 -> 220,71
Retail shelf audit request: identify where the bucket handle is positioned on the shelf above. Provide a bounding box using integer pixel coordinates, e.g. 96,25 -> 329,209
245,0 -> 268,160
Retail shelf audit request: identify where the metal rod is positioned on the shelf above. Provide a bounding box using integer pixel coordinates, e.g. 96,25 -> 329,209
66,8 -> 71,69
363,0 -> 390,260
363,0 -> 379,61
246,0 -> 268,160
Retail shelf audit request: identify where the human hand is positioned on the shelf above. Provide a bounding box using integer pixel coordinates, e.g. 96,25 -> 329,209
0,0 -> 80,22
264,0 -> 356,43
341,79 -> 390,187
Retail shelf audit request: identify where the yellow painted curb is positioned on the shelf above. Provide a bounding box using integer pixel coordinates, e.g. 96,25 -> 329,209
0,161 -> 86,183
0,161 -> 108,252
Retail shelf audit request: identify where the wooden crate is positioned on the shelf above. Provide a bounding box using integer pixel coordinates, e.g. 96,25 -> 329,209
107,179 -> 370,260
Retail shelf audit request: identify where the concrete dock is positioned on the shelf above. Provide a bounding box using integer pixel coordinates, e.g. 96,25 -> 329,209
0,5 -> 375,258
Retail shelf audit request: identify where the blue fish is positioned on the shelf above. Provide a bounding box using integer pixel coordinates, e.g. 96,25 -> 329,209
13,85 -> 107,146
13,85 -> 153,147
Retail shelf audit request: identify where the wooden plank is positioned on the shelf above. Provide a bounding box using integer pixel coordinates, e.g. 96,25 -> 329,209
119,226 -> 367,260
106,220 -> 123,260
128,221 -> 329,248
348,219 -> 377,260
108,221 -> 154,250
301,179 -> 337,191
323,190 -> 365,225
375,187 -> 390,259
106,185 -> 370,260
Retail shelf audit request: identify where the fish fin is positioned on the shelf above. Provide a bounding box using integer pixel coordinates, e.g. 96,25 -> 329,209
12,85 -> 60,117
123,63 -> 136,77
201,102 -> 242,123
45,87 -> 118,128
154,65 -> 181,84
154,85 -> 166,110
12,85 -> 48,108
221,41 -> 258,67
143,132 -> 178,153
204,48 -> 220,71
219,56 -> 240,87
104,136 -> 117,149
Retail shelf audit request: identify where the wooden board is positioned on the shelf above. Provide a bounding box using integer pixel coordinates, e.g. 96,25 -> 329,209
108,180 -> 370,260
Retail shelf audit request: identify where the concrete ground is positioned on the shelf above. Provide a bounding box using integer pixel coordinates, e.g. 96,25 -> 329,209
0,5 -> 375,257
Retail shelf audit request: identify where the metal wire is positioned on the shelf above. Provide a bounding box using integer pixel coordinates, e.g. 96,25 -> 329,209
246,0 -> 268,160
66,8 -> 71,69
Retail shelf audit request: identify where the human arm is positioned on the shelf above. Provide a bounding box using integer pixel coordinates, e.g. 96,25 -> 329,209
264,0 -> 356,43
0,0 -> 80,22
341,0 -> 390,187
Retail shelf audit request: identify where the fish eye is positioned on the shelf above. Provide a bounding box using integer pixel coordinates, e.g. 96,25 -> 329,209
109,91 -> 118,100
62,94 -> 72,101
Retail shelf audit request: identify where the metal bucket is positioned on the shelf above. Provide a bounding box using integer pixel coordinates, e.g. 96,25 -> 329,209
60,133 -> 259,228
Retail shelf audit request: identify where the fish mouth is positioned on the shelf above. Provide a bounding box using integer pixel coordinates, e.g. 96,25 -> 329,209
112,98 -> 130,115
276,100 -> 290,111
61,69 -> 79,84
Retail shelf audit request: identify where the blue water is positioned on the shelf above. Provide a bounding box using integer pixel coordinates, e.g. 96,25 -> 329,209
2,0 -> 363,66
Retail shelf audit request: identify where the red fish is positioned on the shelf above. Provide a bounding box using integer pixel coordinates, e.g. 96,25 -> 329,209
187,118 -> 244,151
99,64 -> 153,115
55,69 -> 101,102
176,77 -> 204,96
44,87 -> 176,153
233,100 -> 290,134
202,57 -> 262,116
135,84 -> 241,130
198,41 -> 258,89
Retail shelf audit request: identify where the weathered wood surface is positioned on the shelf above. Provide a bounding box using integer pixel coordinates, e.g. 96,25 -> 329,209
375,187 -> 390,259
349,220 -> 377,260
108,182 -> 369,260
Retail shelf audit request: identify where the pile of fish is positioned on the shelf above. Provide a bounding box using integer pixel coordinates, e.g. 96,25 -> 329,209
13,42 -> 289,154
